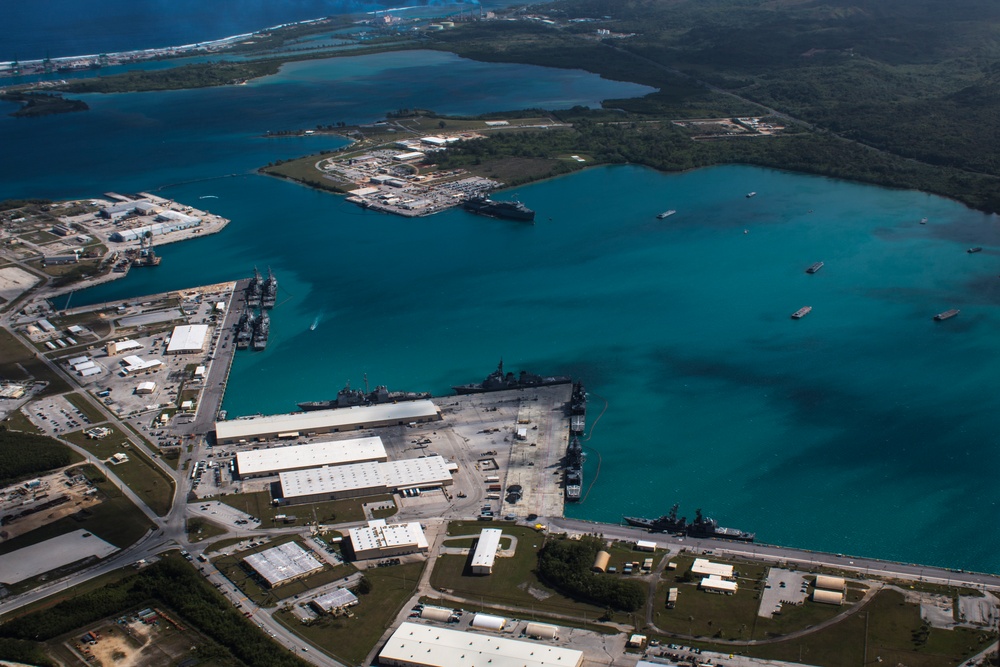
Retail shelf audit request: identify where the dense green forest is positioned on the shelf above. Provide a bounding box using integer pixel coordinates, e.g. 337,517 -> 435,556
59,62 -> 281,93
0,557 -> 309,667
0,430 -> 81,486
422,0 -> 1000,212
536,536 -> 646,612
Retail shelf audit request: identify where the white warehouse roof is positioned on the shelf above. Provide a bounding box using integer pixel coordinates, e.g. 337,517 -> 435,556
379,622 -> 583,667
691,558 -> 734,579
311,588 -> 358,612
243,542 -> 323,588
166,324 -> 209,354
278,456 -> 452,501
471,528 -> 502,574
348,519 -> 427,556
236,437 -> 387,477
215,400 -> 440,442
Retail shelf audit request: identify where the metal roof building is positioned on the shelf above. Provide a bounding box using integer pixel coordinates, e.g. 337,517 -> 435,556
347,519 -> 428,560
419,606 -> 453,622
812,589 -> 844,605
165,324 -> 209,354
816,575 -> 846,591
309,588 -> 359,614
592,550 -> 611,573
691,558 -> 734,579
277,456 -> 453,504
470,528 -> 503,575
243,542 -> 323,588
699,575 -> 738,595
215,400 -> 441,444
235,437 -> 387,479
379,622 -> 584,667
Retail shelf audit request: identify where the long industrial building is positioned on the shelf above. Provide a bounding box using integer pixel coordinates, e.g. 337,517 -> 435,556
378,622 -> 584,667
276,456 -> 452,504
235,437 -> 387,479
470,528 -> 503,575
215,400 -> 441,444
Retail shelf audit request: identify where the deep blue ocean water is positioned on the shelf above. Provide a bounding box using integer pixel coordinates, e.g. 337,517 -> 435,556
3,36 -> 999,571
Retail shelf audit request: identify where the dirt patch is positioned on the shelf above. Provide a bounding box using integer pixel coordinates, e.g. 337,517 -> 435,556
0,469 -> 102,541
90,632 -> 145,667
519,582 -> 553,601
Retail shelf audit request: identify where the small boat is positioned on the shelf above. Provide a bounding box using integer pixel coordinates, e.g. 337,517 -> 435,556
791,306 -> 812,319
934,309 -> 959,321
968,247 -> 983,253
920,217 -> 928,224
806,262 -> 824,274
657,210 -> 677,219
746,192 -> 757,198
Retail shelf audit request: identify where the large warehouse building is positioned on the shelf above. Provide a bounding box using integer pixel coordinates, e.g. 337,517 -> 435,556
235,437 -> 387,479
214,400 -> 441,444
242,542 -> 323,588
165,324 -> 209,354
347,519 -> 428,560
276,456 -> 453,504
378,622 -> 584,667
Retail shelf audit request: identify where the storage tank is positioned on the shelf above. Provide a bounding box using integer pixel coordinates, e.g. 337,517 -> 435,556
592,550 -> 611,573
525,622 -> 559,640
420,606 -> 452,622
815,575 -> 846,591
471,613 -> 506,631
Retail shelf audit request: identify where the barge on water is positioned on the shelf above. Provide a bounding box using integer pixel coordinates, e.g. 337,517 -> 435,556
934,309 -> 960,321
791,306 -> 812,319
806,262 -> 824,274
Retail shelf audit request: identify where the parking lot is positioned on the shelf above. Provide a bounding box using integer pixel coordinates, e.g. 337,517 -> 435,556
759,568 -> 810,618
189,500 -> 260,530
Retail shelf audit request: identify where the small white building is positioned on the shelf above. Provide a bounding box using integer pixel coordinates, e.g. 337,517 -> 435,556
700,575 -> 738,595
135,381 -> 156,395
636,540 -> 657,552
106,339 -> 144,356
309,588 -> 359,614
470,528 -> 503,575
525,622 -> 559,640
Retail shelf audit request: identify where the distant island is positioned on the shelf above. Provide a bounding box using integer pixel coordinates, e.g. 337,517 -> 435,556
0,91 -> 88,117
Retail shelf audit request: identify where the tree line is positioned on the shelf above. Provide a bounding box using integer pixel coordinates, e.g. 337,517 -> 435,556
536,535 -> 646,612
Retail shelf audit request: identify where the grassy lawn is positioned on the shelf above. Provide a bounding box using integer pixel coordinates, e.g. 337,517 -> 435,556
430,522 -> 609,620
209,490 -> 393,525
63,392 -> 108,424
742,589 -> 995,667
1,408 -> 42,433
211,536 -> 355,607
63,426 -> 175,516
187,517 -> 228,543
0,328 -> 71,397
0,464 -> 153,561
275,560 -> 424,665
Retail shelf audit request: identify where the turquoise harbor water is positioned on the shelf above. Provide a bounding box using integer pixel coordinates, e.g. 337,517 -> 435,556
3,51 -> 999,572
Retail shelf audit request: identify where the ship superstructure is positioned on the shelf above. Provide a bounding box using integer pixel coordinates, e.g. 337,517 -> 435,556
452,360 -> 570,395
262,267 -> 277,309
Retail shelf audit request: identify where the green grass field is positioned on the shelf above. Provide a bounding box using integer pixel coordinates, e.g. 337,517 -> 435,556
1,409 -> 42,433
430,522 -> 610,620
275,561 -> 424,665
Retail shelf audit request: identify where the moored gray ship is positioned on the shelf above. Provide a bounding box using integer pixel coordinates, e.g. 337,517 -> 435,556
453,360 -> 570,395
